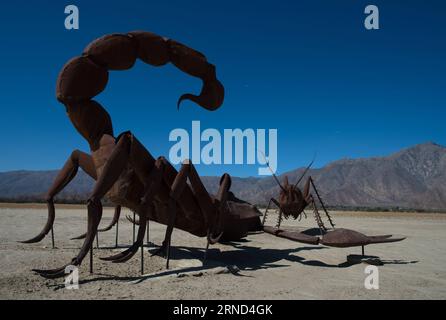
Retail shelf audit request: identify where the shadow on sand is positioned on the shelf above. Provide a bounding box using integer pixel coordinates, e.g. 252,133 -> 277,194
47,235 -> 417,289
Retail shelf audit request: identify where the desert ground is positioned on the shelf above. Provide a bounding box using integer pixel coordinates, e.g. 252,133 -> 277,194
0,203 -> 445,299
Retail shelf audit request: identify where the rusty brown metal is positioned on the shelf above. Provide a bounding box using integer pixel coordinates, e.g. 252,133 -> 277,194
24,31 -> 405,279
26,31 -> 238,279
262,158 -> 335,233
263,226 -> 320,245
263,226 -> 405,248
320,228 -> 406,247
260,160 -> 405,249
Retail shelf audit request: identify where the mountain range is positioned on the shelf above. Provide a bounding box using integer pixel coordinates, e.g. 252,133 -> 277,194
0,142 -> 445,211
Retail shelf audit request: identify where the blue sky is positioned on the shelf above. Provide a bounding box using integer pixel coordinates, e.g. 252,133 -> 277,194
0,0 -> 444,177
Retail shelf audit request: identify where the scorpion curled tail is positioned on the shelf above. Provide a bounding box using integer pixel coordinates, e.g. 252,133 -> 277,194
56,31 -> 224,111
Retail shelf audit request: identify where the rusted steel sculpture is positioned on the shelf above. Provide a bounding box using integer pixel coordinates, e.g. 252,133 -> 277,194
24,30 -> 264,279
262,160 -> 335,233
23,31 -> 405,279
261,161 -> 405,248
21,202 -> 122,248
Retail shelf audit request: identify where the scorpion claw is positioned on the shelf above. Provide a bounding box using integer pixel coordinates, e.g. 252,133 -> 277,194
70,233 -> 87,240
32,266 -> 64,274
21,201 -> 56,244
99,206 -> 121,232
32,262 -> 74,279
35,269 -> 68,279
100,242 -> 141,263
19,234 -> 46,244
98,221 -> 116,233
102,212 -> 147,263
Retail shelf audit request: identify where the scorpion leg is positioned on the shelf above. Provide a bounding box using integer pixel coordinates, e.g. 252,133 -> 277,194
150,160 -> 192,267
203,173 -> 231,262
102,157 -> 166,263
209,173 -> 231,242
98,205 -> 121,232
21,150 -> 97,246
152,160 -> 228,267
101,210 -> 147,263
71,205 -> 120,240
184,166 -> 232,262
186,161 -> 221,233
34,134 -> 132,278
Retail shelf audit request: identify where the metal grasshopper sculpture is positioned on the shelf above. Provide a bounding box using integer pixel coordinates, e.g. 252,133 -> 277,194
261,161 -> 405,248
22,31 -> 405,280
262,159 -> 335,234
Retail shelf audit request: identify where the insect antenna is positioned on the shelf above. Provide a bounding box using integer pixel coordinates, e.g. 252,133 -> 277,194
259,151 -> 286,192
294,153 -> 317,187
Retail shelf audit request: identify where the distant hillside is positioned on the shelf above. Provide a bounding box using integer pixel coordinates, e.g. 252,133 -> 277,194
1,142 -> 445,211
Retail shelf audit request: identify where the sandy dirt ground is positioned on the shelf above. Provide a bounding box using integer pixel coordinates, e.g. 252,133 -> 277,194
0,204 -> 445,300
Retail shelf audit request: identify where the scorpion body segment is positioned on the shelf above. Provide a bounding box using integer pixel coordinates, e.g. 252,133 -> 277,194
56,31 -> 224,119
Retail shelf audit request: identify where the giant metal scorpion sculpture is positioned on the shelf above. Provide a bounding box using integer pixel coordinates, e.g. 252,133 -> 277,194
22,31 -> 405,279
23,31 -> 262,279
